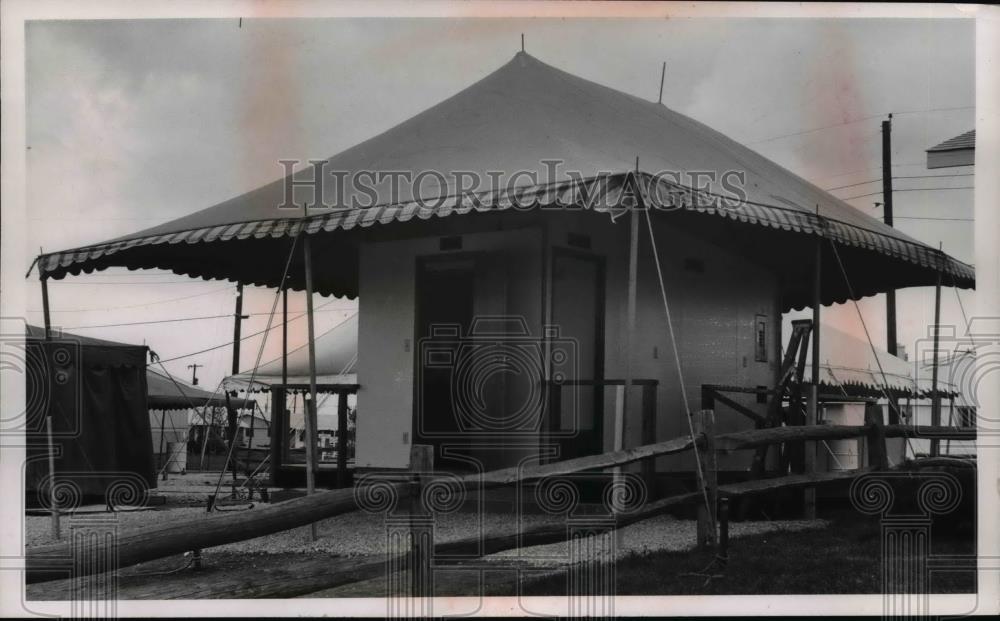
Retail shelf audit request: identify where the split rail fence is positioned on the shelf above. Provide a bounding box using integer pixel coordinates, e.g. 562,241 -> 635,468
26,417 -> 974,599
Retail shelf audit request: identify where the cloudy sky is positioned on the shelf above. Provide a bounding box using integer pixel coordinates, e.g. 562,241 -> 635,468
25,17 -> 976,390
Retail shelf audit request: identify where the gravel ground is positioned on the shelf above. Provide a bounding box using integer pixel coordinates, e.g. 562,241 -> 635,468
25,504 -> 825,561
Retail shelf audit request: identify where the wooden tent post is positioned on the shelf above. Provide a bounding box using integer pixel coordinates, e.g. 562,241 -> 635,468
45,415 -> 60,539
621,176 -> 640,484
337,390 -> 349,488
302,233 -> 320,541
40,276 -> 52,341
224,392 -> 238,496
269,287 -> 289,484
158,412 -> 168,481
804,236 -> 821,519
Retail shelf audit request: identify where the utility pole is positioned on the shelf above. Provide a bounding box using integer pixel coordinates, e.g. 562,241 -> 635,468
232,283 -> 246,376
187,363 -> 202,386
229,283 -> 248,493
881,116 -> 897,358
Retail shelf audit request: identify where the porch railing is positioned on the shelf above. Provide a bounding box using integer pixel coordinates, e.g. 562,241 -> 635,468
28,419 -> 976,600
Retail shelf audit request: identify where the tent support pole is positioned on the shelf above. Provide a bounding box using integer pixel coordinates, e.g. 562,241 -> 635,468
930,261 -> 943,457
199,408 -> 211,471
158,412 -> 167,481
46,415 -> 60,539
40,276 -> 52,341
270,287 -> 288,485
302,233 -> 319,541
622,198 -> 639,488
805,236 -> 821,519
337,390 -> 349,488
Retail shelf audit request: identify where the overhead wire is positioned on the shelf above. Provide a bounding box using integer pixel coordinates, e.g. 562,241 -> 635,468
841,186 -> 974,201
824,173 -> 974,192
62,307 -> 355,330
151,300 -> 348,364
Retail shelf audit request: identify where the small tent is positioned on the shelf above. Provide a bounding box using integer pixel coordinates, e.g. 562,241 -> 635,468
225,312 -> 358,391
146,367 -> 256,466
25,326 -> 155,503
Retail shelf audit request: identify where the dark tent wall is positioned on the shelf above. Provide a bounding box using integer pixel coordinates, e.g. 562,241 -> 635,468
25,327 -> 155,504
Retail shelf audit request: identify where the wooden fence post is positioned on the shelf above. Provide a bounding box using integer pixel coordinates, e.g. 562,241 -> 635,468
864,403 -> 888,471
694,409 -> 718,548
718,497 -> 730,566
547,380 -> 562,463
409,444 -> 434,604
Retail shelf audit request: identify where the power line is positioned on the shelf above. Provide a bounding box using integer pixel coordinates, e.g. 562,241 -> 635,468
32,285 -> 234,312
895,174 -> 975,180
823,173 -> 974,192
62,307 -> 356,330
841,186 -> 974,201
824,178 -> 882,192
748,106 -> 973,145
154,302 -> 349,364
893,216 -> 973,222
748,114 -> 885,145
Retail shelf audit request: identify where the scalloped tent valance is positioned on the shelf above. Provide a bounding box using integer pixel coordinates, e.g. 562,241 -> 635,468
36,52 -> 973,309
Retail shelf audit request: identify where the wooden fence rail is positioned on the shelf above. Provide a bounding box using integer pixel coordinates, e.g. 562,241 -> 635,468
26,422 -> 975,586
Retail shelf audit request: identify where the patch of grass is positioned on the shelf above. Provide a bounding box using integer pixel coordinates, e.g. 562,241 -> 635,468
516,511 -> 975,595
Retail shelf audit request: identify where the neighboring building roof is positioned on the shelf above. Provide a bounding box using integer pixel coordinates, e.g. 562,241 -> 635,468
805,324 -> 956,399
147,367 -> 255,411
927,130 -> 975,153
926,130 -> 975,169
36,52 -> 973,307
225,312 -> 358,392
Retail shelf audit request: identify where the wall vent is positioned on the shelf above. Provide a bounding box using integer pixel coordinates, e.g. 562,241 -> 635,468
439,235 -> 463,251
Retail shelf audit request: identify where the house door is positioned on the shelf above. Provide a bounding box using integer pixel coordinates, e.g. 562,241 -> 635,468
550,250 -> 605,460
414,256 -> 476,469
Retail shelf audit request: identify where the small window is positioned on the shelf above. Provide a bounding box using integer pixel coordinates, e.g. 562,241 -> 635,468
957,406 -> 976,428
754,315 -> 768,362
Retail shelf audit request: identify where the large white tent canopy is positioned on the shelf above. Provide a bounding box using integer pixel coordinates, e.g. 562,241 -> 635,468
805,324 -> 956,398
225,312 -> 357,393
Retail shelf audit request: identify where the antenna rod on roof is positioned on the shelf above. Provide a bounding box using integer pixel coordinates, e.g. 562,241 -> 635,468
658,62 -> 666,104
521,33 -> 525,52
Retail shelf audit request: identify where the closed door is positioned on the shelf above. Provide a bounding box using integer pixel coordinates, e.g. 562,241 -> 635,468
550,250 -> 605,459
